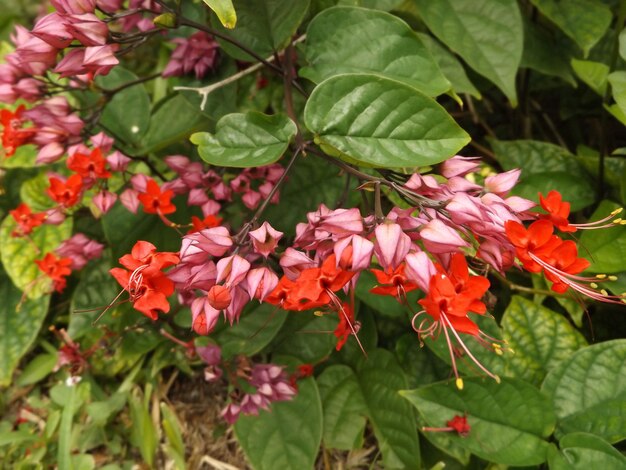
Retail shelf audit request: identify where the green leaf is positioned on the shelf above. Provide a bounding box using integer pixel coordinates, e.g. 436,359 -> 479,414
0,216 -> 73,298
271,313 -> 337,363
214,303 -> 288,359
86,393 -> 127,426
301,6 -> 450,97
191,112 -> 297,168
203,0 -> 237,28
415,0 -> 523,104
402,377 -> 556,466
16,352 -> 58,387
541,339 -> 626,443
316,365 -> 367,450
160,402 -> 185,458
578,200 -> 626,273
210,0 -> 310,61
521,19 -> 575,85
69,252 -> 130,340
235,377 -> 322,470
571,59 -> 609,95
20,173 -> 55,211
96,67 -> 151,148
489,139 -> 595,211
417,33 -> 480,99
129,387 -> 157,468
139,94 -> 211,154
58,384 -> 77,470
0,144 -> 37,168
0,270 -> 50,386
356,349 -> 420,469
304,73 -> 470,168
530,0 -> 612,57
502,296 -> 587,385
609,71 -> 626,117
620,27 -> 626,61
549,432 -> 626,470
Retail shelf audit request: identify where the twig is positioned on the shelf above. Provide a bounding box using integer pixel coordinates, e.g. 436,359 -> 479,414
174,61 -> 266,110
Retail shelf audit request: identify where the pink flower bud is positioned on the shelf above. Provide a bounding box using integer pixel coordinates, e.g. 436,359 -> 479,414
249,222 -> 283,258
374,223 -> 411,270
106,150 -> 131,171
405,251 -> 436,292
216,255 -> 251,287
31,13 -> 73,49
420,219 -> 468,254
36,142 -> 65,164
484,169 -> 521,196
440,155 -> 481,178
120,188 -> 139,213
242,190 -> 261,210
89,132 -> 114,152
245,267 -> 279,301
51,0 -> 96,14
56,233 -> 104,270
333,235 -> 374,271
64,13 -> 109,46
82,45 -> 118,76
92,190 -> 117,215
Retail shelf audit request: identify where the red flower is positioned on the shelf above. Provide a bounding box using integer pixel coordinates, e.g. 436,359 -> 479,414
36,253 -> 72,292
447,415 -> 471,436
284,255 -> 355,311
370,263 -> 417,299
9,203 -> 46,236
414,253 -> 498,388
539,191 -> 574,232
109,241 -> 180,320
67,147 -> 111,180
187,214 -> 223,234
47,174 -> 84,207
138,179 -> 176,215
542,240 -> 590,293
1,106 -> 35,157
265,275 -> 298,308
504,219 -> 561,272
423,414 -> 471,437
297,364 -> 314,378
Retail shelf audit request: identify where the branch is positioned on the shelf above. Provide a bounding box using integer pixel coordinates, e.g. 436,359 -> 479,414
174,60 -> 266,110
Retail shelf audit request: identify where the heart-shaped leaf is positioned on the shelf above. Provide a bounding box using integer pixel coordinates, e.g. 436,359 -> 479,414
0,269 -> 50,386
549,432 -> 626,470
191,112 -> 297,168
235,376 -> 322,470
210,0 -> 310,61
301,6 -> 449,97
578,200 -> 626,273
530,0 -> 612,57
502,296 -> 587,385
402,377 -> 556,466
214,304 -> 288,359
316,365 -> 367,450
356,349 -> 421,469
304,73 -> 469,168
0,216 -> 73,298
415,0 -> 523,104
541,339 -> 626,443
203,0 -> 237,28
